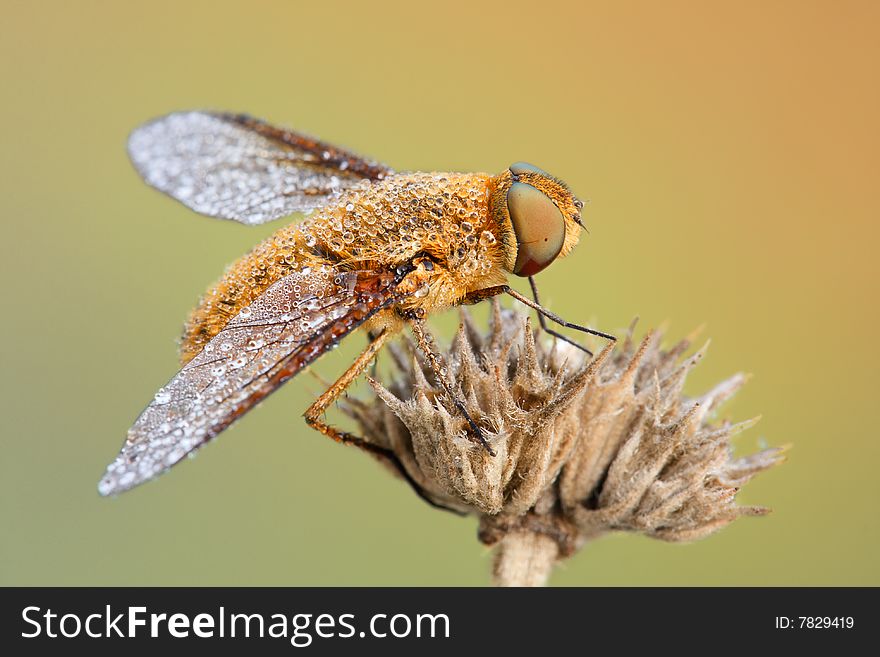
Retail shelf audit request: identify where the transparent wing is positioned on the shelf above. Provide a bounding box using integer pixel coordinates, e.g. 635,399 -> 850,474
98,266 -> 404,496
127,111 -> 394,225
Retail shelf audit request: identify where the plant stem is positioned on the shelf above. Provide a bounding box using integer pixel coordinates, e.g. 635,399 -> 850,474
491,530 -> 559,587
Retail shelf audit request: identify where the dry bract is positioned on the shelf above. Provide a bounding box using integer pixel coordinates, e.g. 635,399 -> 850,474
341,301 -> 783,586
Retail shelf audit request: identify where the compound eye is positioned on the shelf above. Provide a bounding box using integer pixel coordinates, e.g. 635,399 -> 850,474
507,182 -> 566,277
509,161 -> 550,177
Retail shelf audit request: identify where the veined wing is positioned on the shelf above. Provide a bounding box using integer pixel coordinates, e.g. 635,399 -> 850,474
127,111 -> 393,225
98,266 -> 406,496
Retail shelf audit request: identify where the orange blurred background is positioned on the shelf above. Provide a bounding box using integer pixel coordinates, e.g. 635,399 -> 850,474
0,1 -> 877,585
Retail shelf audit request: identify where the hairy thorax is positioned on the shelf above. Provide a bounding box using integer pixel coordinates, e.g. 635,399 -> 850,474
179,172 -> 512,363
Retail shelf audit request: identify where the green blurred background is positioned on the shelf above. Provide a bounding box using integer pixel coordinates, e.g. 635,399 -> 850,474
1,1 -> 877,586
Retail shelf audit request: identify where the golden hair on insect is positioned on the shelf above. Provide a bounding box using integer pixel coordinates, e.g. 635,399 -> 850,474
489,162 -> 584,277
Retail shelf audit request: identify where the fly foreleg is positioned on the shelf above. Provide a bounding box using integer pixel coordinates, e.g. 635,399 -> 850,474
461,283 -> 616,358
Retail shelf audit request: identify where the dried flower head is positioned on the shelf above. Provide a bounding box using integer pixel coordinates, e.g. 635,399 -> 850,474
341,301 -> 784,586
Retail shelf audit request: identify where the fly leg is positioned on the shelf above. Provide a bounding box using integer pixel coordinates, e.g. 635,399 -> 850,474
366,329 -> 380,377
527,276 -> 594,357
304,329 -> 392,445
459,286 -> 506,305
406,314 -> 496,456
461,284 -> 617,357
304,328 -> 460,513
